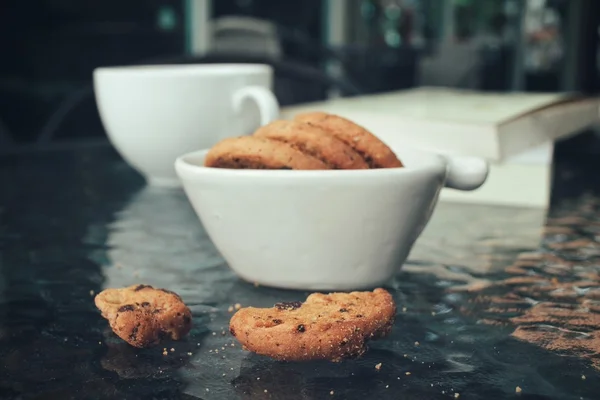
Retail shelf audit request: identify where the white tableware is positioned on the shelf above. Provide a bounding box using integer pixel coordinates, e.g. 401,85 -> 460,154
175,146 -> 489,291
94,64 -> 279,187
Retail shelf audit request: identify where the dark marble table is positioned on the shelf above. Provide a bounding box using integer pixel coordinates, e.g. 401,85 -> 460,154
1,145 -> 599,400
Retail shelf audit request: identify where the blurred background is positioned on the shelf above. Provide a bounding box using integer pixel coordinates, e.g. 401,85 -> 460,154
0,0 -> 599,153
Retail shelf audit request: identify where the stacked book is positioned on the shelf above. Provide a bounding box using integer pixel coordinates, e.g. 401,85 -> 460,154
281,87 -> 600,209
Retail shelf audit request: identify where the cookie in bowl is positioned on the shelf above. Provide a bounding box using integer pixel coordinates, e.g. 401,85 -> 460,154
253,120 -> 368,170
294,111 -> 403,168
203,113 -> 402,170
204,136 -> 329,170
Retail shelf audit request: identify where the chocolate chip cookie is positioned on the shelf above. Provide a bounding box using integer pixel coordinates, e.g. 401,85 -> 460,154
254,120 -> 369,169
95,284 -> 192,348
204,136 -> 330,170
229,288 -> 396,362
294,112 -> 403,168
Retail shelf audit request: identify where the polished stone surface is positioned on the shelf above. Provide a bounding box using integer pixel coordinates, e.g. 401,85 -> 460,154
0,146 -> 599,399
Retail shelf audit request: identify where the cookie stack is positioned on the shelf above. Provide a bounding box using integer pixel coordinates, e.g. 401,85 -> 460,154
204,112 -> 403,170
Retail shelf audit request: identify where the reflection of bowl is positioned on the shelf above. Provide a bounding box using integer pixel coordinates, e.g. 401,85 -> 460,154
175,146 -> 488,291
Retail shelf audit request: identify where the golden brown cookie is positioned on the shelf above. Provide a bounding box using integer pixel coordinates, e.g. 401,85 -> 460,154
95,284 -> 192,348
253,120 -> 369,170
229,288 -> 396,362
204,136 -> 330,170
294,112 -> 403,169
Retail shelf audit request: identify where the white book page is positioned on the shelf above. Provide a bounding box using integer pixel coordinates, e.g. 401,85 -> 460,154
331,87 -> 573,125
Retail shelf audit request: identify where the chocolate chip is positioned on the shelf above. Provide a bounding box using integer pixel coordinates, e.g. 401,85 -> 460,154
134,284 -> 151,291
355,314 -> 363,318
339,308 -> 348,313
229,326 -> 236,337
129,323 -> 140,341
141,302 -> 150,307
272,319 -> 283,324
118,304 -> 135,312
275,301 -> 302,311
297,324 -> 305,333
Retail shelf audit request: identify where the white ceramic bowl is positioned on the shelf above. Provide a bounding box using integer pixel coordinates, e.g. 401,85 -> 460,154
175,146 -> 488,291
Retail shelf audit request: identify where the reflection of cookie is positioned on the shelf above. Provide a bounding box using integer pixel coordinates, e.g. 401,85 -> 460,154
294,112 -> 403,169
204,136 -> 329,170
229,288 -> 396,362
95,284 -> 192,348
254,120 -> 369,170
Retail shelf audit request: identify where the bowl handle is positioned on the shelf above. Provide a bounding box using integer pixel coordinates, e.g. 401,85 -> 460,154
443,155 -> 489,191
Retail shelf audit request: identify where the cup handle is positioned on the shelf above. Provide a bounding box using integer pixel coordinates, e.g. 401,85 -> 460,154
232,86 -> 280,127
443,155 -> 489,191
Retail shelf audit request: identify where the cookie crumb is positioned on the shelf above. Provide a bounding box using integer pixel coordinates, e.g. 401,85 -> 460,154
385,385 -> 389,389
264,389 -> 268,393
582,375 -> 586,380
162,350 -> 168,356
234,303 -> 242,310
330,390 -> 334,395
431,311 -> 436,316
187,352 -> 192,356
98,341 -> 102,345
414,341 -> 420,346
455,394 -> 460,399
375,363 -> 382,370
516,386 -> 522,394
89,290 -> 95,296
402,307 -> 407,312
405,372 -> 411,376
170,348 -> 175,352
228,305 -> 234,312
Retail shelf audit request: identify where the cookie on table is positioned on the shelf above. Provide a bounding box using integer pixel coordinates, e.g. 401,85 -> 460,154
204,136 -> 330,170
95,284 -> 192,348
229,288 -> 396,362
254,120 -> 369,170
294,112 -> 403,169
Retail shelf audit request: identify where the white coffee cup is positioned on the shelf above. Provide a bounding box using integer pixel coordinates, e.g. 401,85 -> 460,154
93,64 -> 279,187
